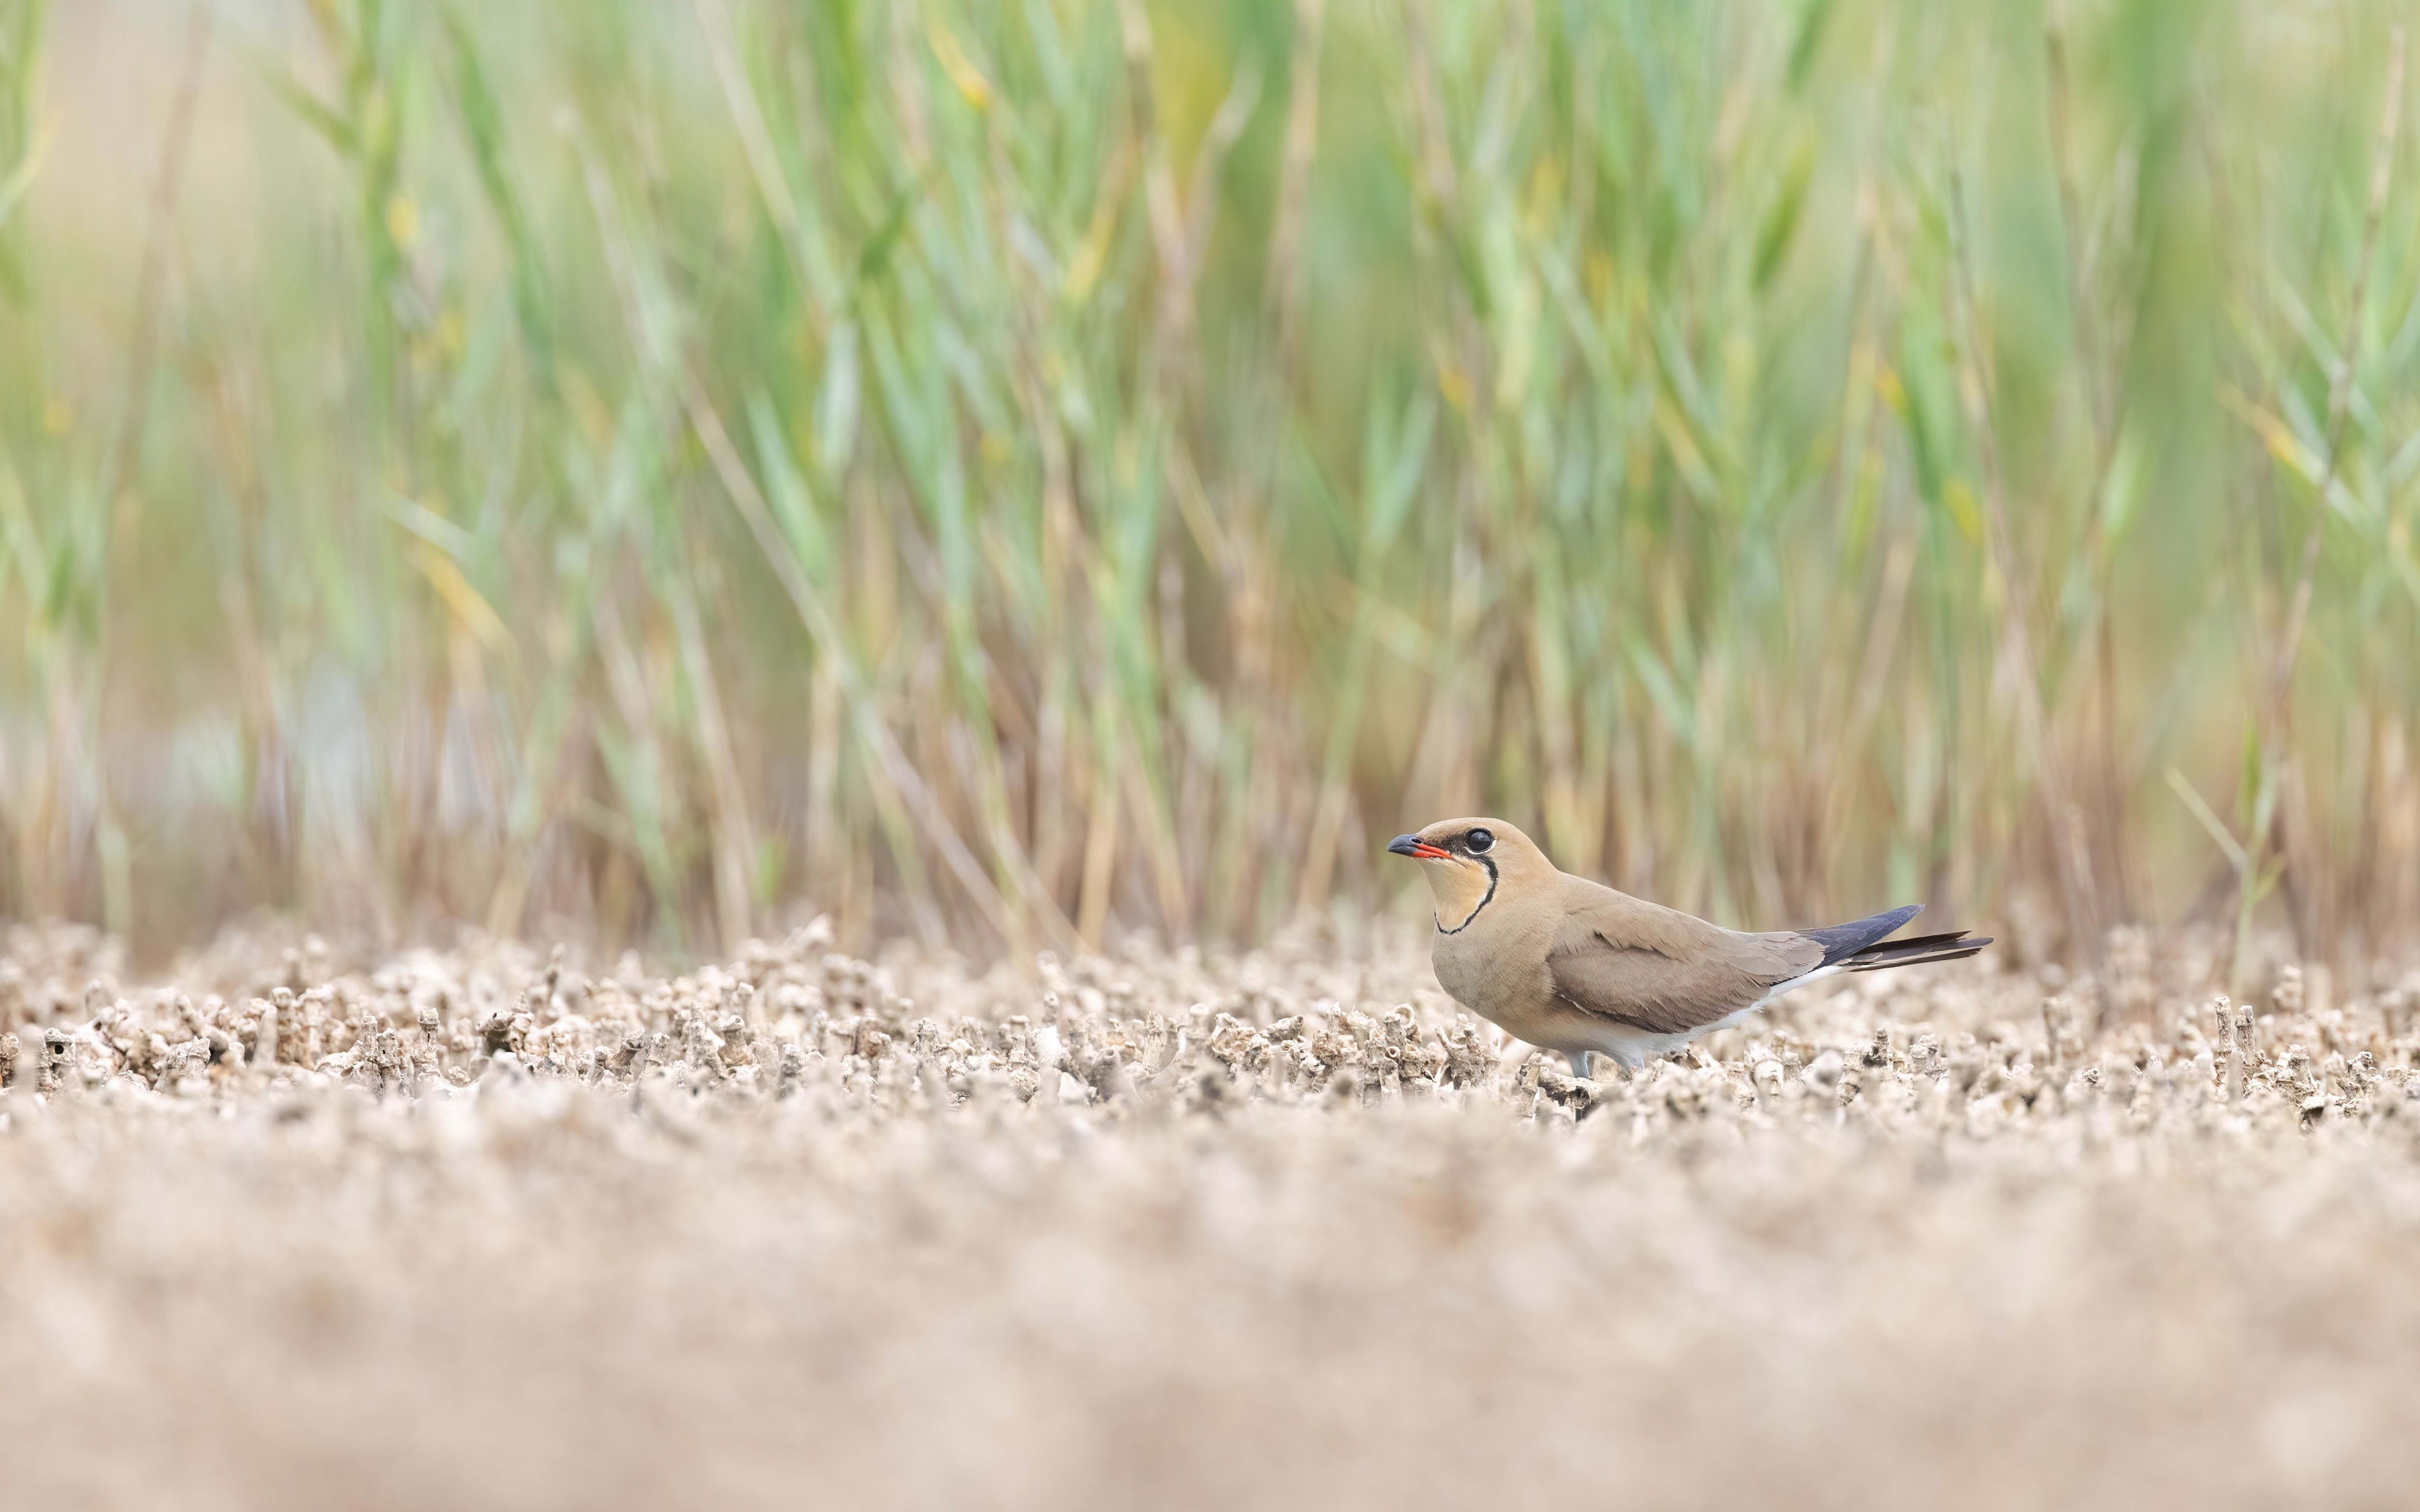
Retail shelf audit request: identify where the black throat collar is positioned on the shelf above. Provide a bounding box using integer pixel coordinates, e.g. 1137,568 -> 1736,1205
1434,854 -> 1499,935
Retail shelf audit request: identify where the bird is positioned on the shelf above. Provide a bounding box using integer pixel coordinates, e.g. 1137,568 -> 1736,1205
1386,817 -> 1989,1076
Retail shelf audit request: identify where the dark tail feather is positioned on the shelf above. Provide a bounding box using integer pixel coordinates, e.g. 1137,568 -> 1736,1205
1796,904 -> 1991,974
1798,904 -> 1924,969
1841,933 -> 1992,972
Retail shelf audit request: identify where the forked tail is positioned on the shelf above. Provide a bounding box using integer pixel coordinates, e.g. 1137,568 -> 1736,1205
1796,903 -> 1991,973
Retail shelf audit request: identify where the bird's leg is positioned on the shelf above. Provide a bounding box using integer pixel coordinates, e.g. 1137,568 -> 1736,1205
1577,1050 -> 1636,1083
1554,1050 -> 1607,1121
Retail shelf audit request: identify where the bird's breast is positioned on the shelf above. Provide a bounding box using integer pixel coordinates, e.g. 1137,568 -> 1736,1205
1430,933 -> 1489,1010
1429,917 -> 1542,1019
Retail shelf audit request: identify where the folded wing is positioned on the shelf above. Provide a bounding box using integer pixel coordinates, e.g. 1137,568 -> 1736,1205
1544,882 -> 1822,1037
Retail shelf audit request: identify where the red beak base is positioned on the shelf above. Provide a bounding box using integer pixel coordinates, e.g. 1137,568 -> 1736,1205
1387,835 -> 1452,859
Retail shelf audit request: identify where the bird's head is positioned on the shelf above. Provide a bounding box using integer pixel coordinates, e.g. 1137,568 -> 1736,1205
1386,818 -> 1549,928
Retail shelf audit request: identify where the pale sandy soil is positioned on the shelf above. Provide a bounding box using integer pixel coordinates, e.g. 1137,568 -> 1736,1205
4,919 -> 2417,1510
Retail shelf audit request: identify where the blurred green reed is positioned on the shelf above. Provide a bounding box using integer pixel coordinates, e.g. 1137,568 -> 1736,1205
0,0 -> 2416,978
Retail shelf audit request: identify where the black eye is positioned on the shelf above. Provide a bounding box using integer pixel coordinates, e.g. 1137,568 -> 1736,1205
1465,828 -> 1493,854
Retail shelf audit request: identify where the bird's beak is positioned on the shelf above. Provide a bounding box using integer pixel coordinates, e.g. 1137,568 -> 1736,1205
1388,834 -> 1451,859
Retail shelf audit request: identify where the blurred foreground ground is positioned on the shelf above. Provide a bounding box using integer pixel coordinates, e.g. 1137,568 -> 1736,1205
4,921 -> 2417,1509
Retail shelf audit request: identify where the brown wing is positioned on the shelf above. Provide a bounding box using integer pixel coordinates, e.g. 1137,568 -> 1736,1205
1545,880 -> 1822,1037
